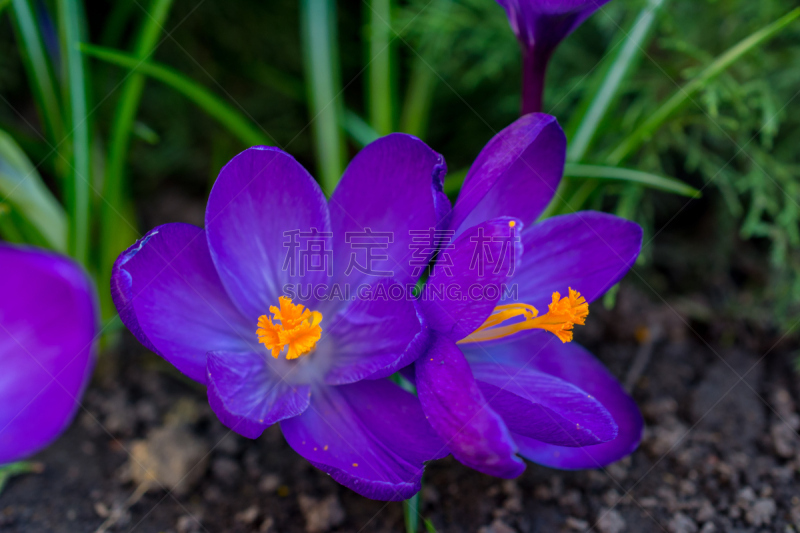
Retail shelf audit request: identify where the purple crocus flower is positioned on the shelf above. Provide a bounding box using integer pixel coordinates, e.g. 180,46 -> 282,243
111,134 -> 451,501
0,244 -> 96,464
497,0 -> 612,113
414,113 -> 643,477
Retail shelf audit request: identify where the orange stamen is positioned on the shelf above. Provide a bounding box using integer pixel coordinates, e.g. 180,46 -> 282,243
458,288 -> 588,344
257,296 -> 322,359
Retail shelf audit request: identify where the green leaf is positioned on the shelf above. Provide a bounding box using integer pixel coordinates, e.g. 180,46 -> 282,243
564,163 -> 701,198
57,0 -> 92,266
0,462 -> 44,495
423,518 -> 438,533
399,0 -> 454,140
567,0 -> 667,162
10,0 -> 65,144
300,0 -> 346,196
607,7 -> 800,165
343,109 -> 380,148
0,128 -> 67,251
80,44 -> 272,147
100,0 -> 174,321
367,0 -> 395,136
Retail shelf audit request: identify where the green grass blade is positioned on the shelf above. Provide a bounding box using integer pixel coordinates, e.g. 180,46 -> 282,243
0,0 -> 11,15
80,44 -> 272,147
607,7 -> 800,166
0,203 -> 26,244
400,59 -> 437,140
0,462 -> 43,495
0,129 -> 67,251
100,0 -> 174,320
57,0 -> 91,266
399,0 -> 453,139
367,0 -> 395,135
567,0 -> 666,162
343,109 -> 380,148
423,518 -> 438,533
10,0 -> 65,143
564,163 -> 701,197
300,0 -> 346,195
404,491 -> 421,533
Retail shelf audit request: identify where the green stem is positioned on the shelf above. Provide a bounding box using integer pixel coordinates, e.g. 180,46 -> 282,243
58,0 -> 91,267
100,0 -> 174,320
367,0 -> 394,136
300,0 -> 346,195
80,44 -> 271,147
607,7 -> 800,166
404,491 -> 421,533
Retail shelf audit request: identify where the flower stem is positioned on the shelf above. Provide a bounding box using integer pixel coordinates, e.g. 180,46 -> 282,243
521,47 -> 550,115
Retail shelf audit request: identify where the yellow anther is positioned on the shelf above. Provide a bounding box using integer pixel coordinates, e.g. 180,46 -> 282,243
257,296 -> 322,359
459,288 -> 588,344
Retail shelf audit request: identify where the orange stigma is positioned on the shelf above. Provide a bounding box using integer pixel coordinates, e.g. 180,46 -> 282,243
257,296 -> 323,359
459,288 -> 589,344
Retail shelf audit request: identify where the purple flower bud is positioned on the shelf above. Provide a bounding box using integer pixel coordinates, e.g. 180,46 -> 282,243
497,0 -> 612,113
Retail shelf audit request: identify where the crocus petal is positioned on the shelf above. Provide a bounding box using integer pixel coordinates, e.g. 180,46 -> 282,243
329,133 -> 448,287
421,217 -> 522,342
450,114 -> 565,235
205,146 -> 331,321
324,280 -> 428,385
473,331 -> 642,469
497,0 -> 611,52
469,360 -> 617,446
0,245 -> 96,464
514,211 -> 642,312
281,379 -> 447,501
112,223 -> 252,384
206,351 -> 310,439
416,334 -> 525,478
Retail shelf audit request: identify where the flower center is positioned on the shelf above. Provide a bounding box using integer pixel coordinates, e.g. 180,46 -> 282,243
257,296 -> 323,359
458,288 -> 588,344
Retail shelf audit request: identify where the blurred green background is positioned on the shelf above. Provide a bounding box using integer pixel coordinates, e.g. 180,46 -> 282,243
0,0 -> 799,338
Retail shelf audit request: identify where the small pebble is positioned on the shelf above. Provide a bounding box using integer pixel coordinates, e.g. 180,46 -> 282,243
595,508 -> 626,533
668,512 -> 698,533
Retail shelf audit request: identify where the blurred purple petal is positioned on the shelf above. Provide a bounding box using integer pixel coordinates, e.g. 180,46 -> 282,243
0,245 -> 96,464
415,334 -> 525,478
206,351 -> 310,439
206,146 -> 331,321
498,0 -> 611,51
324,279 -> 428,385
450,114 -> 565,235
111,223 -> 252,383
470,360 -> 617,446
421,217 -> 522,341
513,211 -> 642,312
329,133 -> 448,287
281,379 -> 447,500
